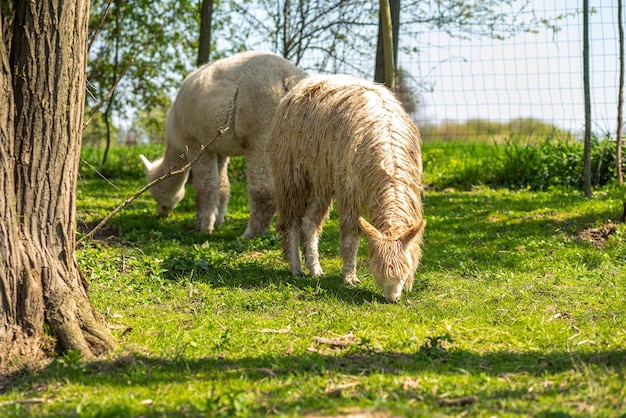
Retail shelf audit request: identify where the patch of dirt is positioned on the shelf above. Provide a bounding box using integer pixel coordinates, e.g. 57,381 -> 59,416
577,224 -> 617,247
77,221 -> 123,244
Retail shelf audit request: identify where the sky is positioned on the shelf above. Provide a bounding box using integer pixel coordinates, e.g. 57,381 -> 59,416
399,1 -> 621,136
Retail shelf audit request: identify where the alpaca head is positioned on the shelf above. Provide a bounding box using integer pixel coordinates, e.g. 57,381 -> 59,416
140,154 -> 187,217
359,217 -> 425,303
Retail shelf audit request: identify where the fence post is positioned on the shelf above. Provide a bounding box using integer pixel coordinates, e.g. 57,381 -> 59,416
380,0 -> 396,92
583,0 -> 592,196
617,0 -> 624,184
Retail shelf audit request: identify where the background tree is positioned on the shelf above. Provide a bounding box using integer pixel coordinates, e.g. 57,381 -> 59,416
82,0 -> 557,144
395,68 -> 420,115
0,0 -> 114,368
1,0 -> 12,49
216,0 -> 549,111
617,0 -> 624,184
197,0 -> 214,66
87,0 -> 200,152
220,0 -> 377,71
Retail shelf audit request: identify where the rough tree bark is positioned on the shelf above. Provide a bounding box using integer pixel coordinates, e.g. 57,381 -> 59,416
0,0 -> 115,369
0,0 -> 25,365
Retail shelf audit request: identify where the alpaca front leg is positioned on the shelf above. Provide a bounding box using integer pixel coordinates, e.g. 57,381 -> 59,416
301,223 -> 323,277
216,154 -> 231,226
340,234 -> 361,285
338,213 -> 362,286
191,153 -> 221,233
301,201 -> 330,277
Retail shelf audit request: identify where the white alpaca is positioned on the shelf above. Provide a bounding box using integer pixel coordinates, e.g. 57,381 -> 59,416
140,51 -> 307,237
267,74 -> 425,302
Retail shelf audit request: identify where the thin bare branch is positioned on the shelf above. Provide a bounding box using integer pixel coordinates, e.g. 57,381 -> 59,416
77,127 -> 230,245
88,0 -> 115,54
83,60 -> 133,130
79,158 -> 120,190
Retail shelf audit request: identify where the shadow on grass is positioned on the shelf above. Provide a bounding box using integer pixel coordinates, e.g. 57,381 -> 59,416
162,247 -> 386,305
6,346 -> 626,415
80,187 -> 625,305
87,346 -> 626,381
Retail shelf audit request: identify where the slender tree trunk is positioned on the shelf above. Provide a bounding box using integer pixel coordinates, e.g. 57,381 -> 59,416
103,94 -> 114,163
282,0 -> 291,59
101,0 -> 121,165
1,0 -> 114,369
375,0 -> 399,85
197,0 -> 213,66
380,0 -> 396,91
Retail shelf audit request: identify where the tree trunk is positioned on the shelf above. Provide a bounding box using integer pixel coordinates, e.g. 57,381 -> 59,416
197,0 -> 213,66
379,0 -> 396,91
375,0 -> 400,85
0,3 -> 30,365
0,0 -> 115,369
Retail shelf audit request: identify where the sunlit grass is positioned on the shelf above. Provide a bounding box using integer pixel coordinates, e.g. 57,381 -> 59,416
1,144 -> 625,417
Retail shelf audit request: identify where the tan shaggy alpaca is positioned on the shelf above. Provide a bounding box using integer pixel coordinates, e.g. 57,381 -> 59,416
267,74 -> 425,302
140,51 -> 307,237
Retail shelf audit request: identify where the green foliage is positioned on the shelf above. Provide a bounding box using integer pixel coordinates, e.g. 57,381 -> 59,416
81,132 -> 621,194
421,118 -> 572,143
423,135 -> 620,190
133,95 -> 170,144
87,0 -> 201,115
417,335 -> 454,360
82,0 -> 559,117
80,143 -> 163,180
82,108 -> 119,147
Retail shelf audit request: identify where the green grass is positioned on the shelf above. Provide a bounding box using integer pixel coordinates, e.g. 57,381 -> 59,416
1,143 -> 626,417
423,136 -> 617,190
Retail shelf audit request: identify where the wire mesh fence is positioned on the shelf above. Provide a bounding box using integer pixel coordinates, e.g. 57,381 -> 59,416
220,1 -> 622,143
397,1 -> 621,142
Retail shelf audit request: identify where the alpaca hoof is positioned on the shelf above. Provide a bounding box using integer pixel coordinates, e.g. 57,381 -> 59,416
344,275 -> 360,286
242,230 -> 255,239
242,225 -> 264,239
196,214 -> 218,234
196,220 -> 214,234
310,266 -> 324,277
292,267 -> 306,276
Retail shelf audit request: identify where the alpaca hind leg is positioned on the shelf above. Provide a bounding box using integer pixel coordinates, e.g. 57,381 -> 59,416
243,153 -> 275,238
301,199 -> 331,277
191,153 -> 221,233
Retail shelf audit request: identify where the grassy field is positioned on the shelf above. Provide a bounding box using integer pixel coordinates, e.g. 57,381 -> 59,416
1,142 -> 626,417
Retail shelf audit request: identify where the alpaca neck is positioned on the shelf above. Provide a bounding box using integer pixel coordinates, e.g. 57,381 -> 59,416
151,146 -> 191,193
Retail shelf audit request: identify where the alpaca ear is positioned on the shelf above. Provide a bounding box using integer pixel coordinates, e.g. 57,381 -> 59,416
358,217 -> 384,240
139,154 -> 154,172
399,219 -> 426,246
